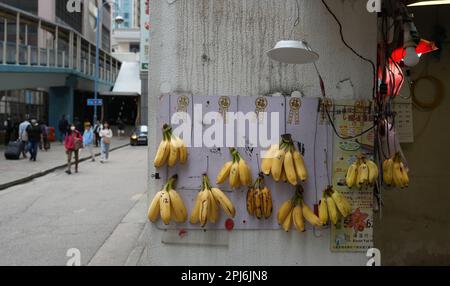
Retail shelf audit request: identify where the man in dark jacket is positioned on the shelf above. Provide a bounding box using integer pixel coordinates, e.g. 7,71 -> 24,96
26,119 -> 42,162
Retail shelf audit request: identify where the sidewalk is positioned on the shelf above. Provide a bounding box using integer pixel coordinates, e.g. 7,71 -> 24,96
0,137 -> 130,191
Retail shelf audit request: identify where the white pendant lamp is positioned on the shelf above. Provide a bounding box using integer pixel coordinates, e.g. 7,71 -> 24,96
267,40 -> 319,64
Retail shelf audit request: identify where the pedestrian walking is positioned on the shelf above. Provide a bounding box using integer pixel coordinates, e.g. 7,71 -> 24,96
39,121 -> 50,151
64,124 -> 83,175
58,115 -> 69,143
83,122 -> 95,162
3,116 -> 13,146
26,119 -> 42,162
117,118 -> 125,139
18,117 -> 31,158
93,120 -> 102,147
99,121 -> 113,163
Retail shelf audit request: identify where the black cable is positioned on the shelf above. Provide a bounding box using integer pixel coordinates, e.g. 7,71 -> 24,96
321,0 -> 377,100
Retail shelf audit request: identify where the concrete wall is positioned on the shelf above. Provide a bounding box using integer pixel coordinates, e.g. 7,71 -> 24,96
374,6 -> 450,266
144,0 -> 376,266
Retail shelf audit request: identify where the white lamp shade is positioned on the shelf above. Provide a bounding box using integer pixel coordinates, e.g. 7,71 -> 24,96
267,40 -> 319,64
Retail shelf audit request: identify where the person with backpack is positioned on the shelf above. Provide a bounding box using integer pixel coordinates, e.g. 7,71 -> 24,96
64,124 -> 83,175
39,121 -> 50,151
93,120 -> 102,147
99,121 -> 113,163
26,119 -> 42,162
18,117 -> 31,158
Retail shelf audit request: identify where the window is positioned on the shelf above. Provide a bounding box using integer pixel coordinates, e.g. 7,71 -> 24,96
55,0 -> 83,33
129,43 -> 140,53
0,0 -> 38,14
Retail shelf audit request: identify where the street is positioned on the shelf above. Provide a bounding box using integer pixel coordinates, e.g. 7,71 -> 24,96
0,146 -> 148,266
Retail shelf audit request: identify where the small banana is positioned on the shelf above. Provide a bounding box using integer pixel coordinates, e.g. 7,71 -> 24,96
246,188 -> 255,215
261,144 -> 277,175
176,136 -> 188,164
345,162 -> 358,188
168,139 -> 179,167
280,167 -> 287,183
147,191 -> 162,222
198,190 -> 210,227
190,191 -> 202,224
292,205 -> 305,232
216,161 -> 233,184
357,161 -> 369,188
400,162 -> 410,187
261,187 -> 273,219
238,158 -> 252,186
392,160 -> 404,188
326,196 -> 338,225
159,190 -> 171,225
282,209 -> 293,232
301,202 -> 322,227
168,189 -> 187,223
284,149 -> 298,186
331,190 -> 352,218
207,190 -> 219,224
154,136 -> 170,168
254,188 -> 263,219
366,159 -> 379,184
210,187 -> 236,218
229,161 -> 240,188
277,200 -> 294,225
383,158 -> 394,185
271,146 -> 286,182
318,196 -> 328,225
293,150 -> 308,182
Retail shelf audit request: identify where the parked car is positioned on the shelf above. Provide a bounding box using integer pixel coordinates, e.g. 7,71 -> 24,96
130,125 -> 148,146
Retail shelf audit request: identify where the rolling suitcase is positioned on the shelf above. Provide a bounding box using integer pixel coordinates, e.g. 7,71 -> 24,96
4,141 -> 23,160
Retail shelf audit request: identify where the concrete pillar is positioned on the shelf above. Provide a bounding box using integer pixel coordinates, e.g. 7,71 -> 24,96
140,71 -> 148,125
48,86 -> 74,139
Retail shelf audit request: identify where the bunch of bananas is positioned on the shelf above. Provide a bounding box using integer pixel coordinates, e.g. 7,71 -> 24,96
261,135 -> 307,186
277,185 -> 321,232
216,148 -> 253,189
191,174 -> 236,227
383,153 -> 409,188
246,174 -> 273,219
154,124 -> 188,168
147,175 -> 188,225
318,186 -> 352,226
345,156 -> 379,189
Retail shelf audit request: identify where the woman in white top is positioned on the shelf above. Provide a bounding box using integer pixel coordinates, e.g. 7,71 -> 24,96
99,121 -> 113,163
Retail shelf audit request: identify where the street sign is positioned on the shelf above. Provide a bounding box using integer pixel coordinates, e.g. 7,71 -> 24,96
87,99 -> 103,106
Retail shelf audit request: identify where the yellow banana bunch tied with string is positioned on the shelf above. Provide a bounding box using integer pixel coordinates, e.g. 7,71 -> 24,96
154,124 -> 188,168
147,175 -> 188,225
383,152 -> 409,188
345,156 -> 379,189
262,134 -> 308,186
246,174 -> 273,219
277,185 -> 321,232
216,148 -> 252,189
191,174 -> 236,227
318,186 -> 353,226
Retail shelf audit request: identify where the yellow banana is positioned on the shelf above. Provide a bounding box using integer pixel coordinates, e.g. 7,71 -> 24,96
331,190 -> 352,218
282,209 -> 293,232
199,190 -> 210,227
210,188 -> 236,218
392,160 -> 404,188
190,191 -> 202,224
383,158 -> 394,185
366,160 -> 379,184
261,144 -> 277,175
207,190 -> 219,224
277,200 -> 294,225
254,188 -> 263,219
400,162 -> 409,187
176,136 -> 188,164
246,188 -> 255,215
345,162 -> 358,188
357,162 -> 369,188
159,190 -> 171,225
168,139 -> 179,167
168,189 -> 187,223
271,147 -> 286,182
229,161 -> 240,188
301,202 -> 322,227
280,166 -> 287,183
326,196 -> 338,225
293,150 -> 308,181
262,187 -> 273,219
292,205 -> 305,232
238,158 -> 252,186
318,196 -> 328,225
284,150 -> 298,186
154,137 -> 170,168
147,191 -> 162,222
216,161 -> 232,184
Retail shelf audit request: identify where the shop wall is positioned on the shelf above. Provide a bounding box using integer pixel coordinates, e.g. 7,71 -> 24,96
144,0 -> 376,266
374,6 -> 450,266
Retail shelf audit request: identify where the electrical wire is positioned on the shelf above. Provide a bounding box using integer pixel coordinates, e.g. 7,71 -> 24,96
411,75 -> 444,111
321,0 -> 377,101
